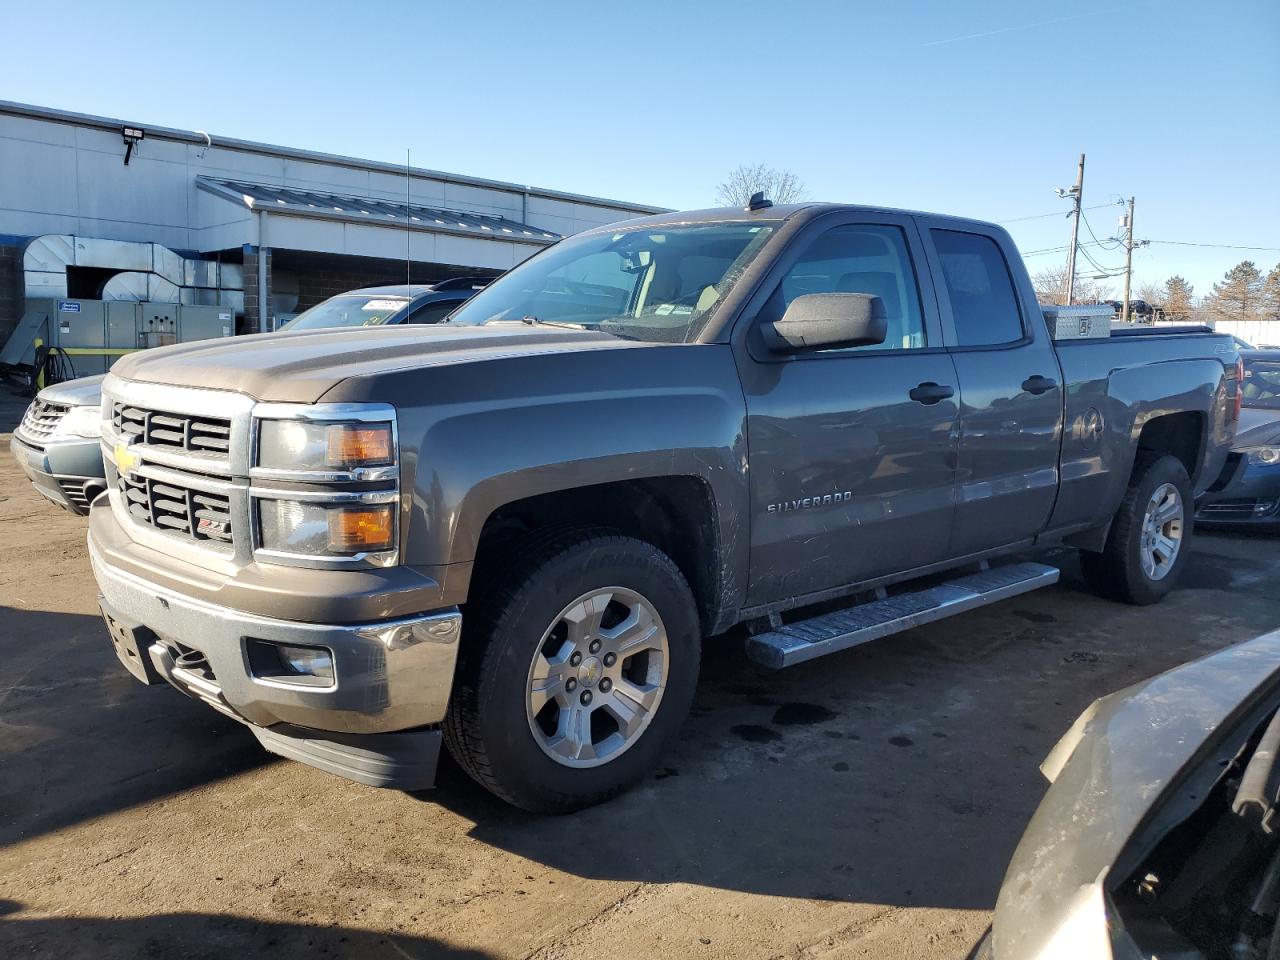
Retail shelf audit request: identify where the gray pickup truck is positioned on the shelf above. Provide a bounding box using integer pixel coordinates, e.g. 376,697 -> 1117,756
88,202 -> 1241,812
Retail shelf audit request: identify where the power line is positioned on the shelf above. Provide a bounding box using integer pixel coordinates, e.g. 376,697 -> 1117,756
1146,240 -> 1280,252
1023,237 -> 1280,258
997,201 -> 1121,224
1021,238 -> 1117,257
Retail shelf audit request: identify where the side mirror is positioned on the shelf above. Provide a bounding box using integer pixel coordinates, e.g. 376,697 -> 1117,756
762,293 -> 888,353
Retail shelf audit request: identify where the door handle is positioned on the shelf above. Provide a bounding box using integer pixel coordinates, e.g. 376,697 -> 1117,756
1021,375 -> 1058,395
909,382 -> 955,405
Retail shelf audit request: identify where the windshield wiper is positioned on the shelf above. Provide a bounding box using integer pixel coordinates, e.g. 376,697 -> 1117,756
516,315 -> 593,332
1233,707 -> 1280,831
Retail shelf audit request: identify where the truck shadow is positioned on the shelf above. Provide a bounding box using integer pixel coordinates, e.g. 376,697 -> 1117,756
5,533 -> 1277,915
0,606 -> 271,847
417,544 -> 1280,912
0,899 -> 496,960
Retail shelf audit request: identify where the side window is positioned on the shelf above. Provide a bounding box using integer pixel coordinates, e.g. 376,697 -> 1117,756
771,224 -> 926,350
931,230 -> 1025,346
408,300 -> 458,325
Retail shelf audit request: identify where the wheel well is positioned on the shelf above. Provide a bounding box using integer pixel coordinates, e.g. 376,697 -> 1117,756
473,477 -> 723,631
1136,411 -> 1205,482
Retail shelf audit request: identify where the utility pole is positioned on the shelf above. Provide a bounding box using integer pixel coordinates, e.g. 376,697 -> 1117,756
1060,153 -> 1085,305
1120,196 -> 1136,324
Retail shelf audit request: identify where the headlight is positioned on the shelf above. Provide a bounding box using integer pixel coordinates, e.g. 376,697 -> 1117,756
257,420 -> 393,473
52,405 -> 103,440
251,403 -> 400,567
1247,447 -> 1280,466
258,498 -> 396,557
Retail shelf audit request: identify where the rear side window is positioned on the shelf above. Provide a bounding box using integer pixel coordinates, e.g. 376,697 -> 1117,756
932,230 -> 1025,346
1243,360 -> 1280,409
409,300 -> 458,325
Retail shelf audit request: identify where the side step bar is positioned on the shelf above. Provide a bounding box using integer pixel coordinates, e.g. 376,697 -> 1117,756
745,562 -> 1060,669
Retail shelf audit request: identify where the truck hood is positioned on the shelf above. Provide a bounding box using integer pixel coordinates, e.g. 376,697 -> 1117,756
108,324 -> 637,403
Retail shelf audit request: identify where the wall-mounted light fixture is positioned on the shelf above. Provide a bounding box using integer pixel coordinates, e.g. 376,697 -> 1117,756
122,126 -> 145,165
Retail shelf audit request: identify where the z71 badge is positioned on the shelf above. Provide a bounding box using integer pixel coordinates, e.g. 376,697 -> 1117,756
767,491 -> 852,514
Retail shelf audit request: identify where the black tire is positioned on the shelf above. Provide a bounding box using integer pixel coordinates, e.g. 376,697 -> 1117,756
1080,454 -> 1193,605
444,530 -> 701,813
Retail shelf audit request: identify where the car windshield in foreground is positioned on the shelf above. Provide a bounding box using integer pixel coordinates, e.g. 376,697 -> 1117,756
281,294 -> 410,331
1243,360 -> 1280,409
447,221 -> 779,343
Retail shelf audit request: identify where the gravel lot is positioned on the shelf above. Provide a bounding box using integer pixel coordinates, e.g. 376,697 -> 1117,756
2,390 -> 1277,960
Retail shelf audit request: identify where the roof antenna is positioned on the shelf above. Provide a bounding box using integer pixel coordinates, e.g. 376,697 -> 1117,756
746,191 -> 773,211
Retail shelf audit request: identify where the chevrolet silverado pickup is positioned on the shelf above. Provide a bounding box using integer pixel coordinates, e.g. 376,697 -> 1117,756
88,202 -> 1241,812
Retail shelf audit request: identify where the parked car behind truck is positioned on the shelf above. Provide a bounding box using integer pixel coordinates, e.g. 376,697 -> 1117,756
10,280 -> 487,516
88,201 -> 1240,812
1197,350 -> 1280,529
10,373 -> 108,515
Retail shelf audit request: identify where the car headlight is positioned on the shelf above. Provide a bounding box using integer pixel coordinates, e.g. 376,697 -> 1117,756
251,404 -> 400,566
258,498 -> 396,556
52,404 -> 103,440
1247,447 -> 1280,466
257,420 -> 394,472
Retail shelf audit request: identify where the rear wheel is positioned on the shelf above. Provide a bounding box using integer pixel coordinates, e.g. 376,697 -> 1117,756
1081,454 -> 1193,605
444,531 -> 700,813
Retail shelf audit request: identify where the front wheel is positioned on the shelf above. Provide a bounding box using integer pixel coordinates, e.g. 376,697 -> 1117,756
1080,454 -> 1193,605
444,532 -> 701,813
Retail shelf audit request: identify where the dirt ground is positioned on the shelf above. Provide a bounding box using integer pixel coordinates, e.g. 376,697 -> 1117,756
1,390 -> 1277,960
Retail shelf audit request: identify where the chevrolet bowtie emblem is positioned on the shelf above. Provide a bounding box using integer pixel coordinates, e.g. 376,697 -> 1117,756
115,440 -> 141,477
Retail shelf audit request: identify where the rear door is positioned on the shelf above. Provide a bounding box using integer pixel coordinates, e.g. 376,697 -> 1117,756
735,213 -> 960,605
920,224 -> 1064,555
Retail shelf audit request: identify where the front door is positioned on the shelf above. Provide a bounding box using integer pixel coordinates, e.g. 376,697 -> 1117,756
923,226 -> 1064,555
736,216 -> 960,606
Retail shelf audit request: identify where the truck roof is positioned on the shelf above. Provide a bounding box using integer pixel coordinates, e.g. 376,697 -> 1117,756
588,202 -> 1003,234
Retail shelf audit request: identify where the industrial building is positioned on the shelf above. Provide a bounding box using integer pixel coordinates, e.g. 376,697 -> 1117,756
0,100 -> 664,370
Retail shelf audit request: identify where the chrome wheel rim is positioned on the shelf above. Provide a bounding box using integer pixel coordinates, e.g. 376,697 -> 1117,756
525,586 -> 669,768
1140,482 -> 1184,581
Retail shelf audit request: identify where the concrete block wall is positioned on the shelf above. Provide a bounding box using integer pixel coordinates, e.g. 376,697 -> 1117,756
0,239 -> 23,347
241,247 -> 270,335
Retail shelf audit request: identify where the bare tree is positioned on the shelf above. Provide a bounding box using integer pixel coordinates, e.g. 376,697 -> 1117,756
715,164 -> 807,207
1136,281 -> 1165,307
1032,265 -> 1114,305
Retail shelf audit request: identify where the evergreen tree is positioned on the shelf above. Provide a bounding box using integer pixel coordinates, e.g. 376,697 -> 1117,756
1261,264 -> 1280,322
1163,275 -> 1195,321
1206,261 -> 1264,322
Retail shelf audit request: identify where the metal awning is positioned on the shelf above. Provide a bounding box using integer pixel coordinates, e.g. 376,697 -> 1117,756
196,176 -> 560,244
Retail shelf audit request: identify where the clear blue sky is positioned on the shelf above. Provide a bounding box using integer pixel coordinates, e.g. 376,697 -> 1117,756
5,0 -> 1277,297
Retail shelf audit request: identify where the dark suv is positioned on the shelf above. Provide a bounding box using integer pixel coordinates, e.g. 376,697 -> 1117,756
280,277 -> 490,331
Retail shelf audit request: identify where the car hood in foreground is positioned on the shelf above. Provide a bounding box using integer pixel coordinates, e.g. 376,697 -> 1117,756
991,628 -> 1280,960
108,324 -> 641,403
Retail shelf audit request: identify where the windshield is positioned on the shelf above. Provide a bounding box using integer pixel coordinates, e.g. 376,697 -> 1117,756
448,221 -> 779,342
281,294 -> 409,331
1243,359 -> 1280,410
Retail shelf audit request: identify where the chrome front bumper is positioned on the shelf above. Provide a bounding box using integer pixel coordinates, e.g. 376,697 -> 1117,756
90,536 -> 462,735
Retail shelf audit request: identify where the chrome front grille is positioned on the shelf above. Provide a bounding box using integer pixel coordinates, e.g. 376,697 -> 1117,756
117,471 -> 234,544
18,398 -> 69,444
111,402 -> 232,458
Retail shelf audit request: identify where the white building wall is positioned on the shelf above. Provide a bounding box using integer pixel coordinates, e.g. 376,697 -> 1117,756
0,101 -> 664,265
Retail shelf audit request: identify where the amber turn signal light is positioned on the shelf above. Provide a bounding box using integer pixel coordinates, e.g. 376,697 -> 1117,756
325,423 -> 393,468
327,505 -> 395,553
